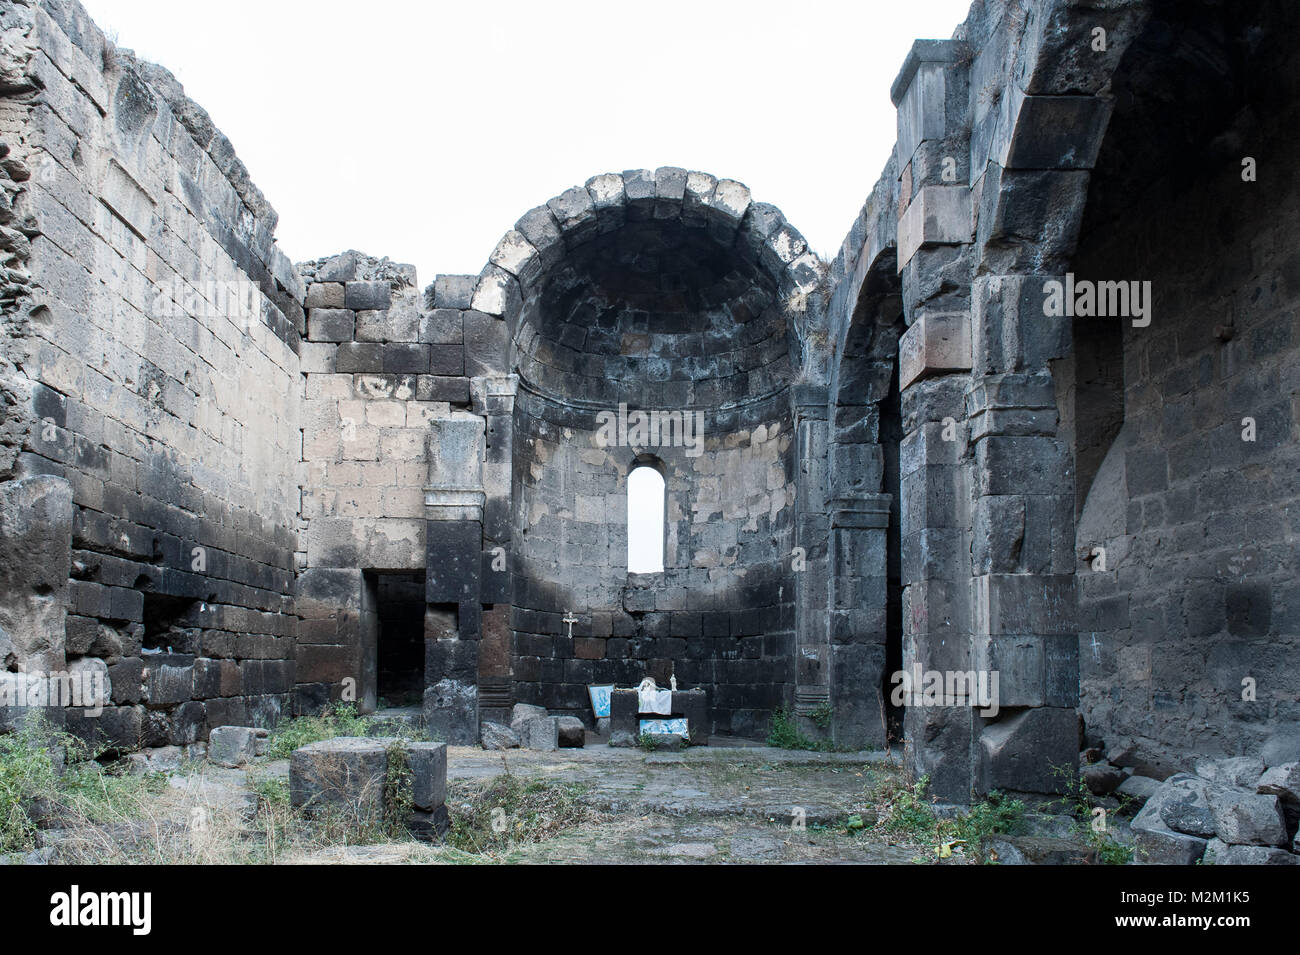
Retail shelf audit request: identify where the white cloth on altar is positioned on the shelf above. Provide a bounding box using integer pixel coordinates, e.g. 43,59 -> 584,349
636,678 -> 673,715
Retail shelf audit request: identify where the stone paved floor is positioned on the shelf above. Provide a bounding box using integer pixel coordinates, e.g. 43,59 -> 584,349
33,738 -> 1081,864
258,741 -> 938,864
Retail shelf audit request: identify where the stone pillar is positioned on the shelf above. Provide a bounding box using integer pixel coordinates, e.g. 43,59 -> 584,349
899,371 -> 973,801
967,274 -> 1079,795
791,384 -> 831,735
424,414 -> 486,744
471,374 -> 517,721
829,491 -> 892,747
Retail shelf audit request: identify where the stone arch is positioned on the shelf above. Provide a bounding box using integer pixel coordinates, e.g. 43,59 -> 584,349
466,168 -> 825,390
823,247 -> 908,747
974,0 -> 1150,276
488,169 -> 822,738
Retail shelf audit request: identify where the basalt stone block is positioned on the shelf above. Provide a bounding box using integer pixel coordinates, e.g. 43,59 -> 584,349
416,375 -> 469,404
316,252 -> 359,282
1082,761 -> 1125,796
1203,839 -> 1298,866
622,168 -> 656,220
1261,729 -> 1300,769
653,166 -> 688,218
515,206 -> 564,269
169,701 -> 206,745
523,716 -> 559,751
144,655 -> 195,705
509,702 -> 547,730
345,280 -> 392,311
408,741 -> 447,812
704,178 -> 751,242
898,311 -> 972,388
208,725 -> 258,768
420,308 -> 463,344
463,311 -> 507,377
108,657 -> 144,704
382,343 -> 429,374
427,342 -> 464,377
1195,756 -> 1265,789
897,186 -> 971,268
983,833 -> 1097,865
547,185 -> 598,243
304,282 -> 344,309
830,643 -> 887,749
290,736 -> 389,819
432,274 -> 476,310
1210,792 -> 1288,847
206,696 -> 249,728
557,716 -> 585,747
426,521 -> 481,604
63,705 -> 141,752
423,678 -> 477,745
1256,763 -> 1300,830
977,706 -> 1077,795
610,688 -> 639,738
1161,799 -> 1218,840
293,683 -> 330,717
480,720 -> 520,749
1132,825 -> 1208,865
425,638 -> 477,686
307,308 -> 355,342
335,343 -> 383,374
1002,94 -> 1111,170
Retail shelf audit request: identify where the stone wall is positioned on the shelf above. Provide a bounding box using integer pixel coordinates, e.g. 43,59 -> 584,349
511,388 -> 796,735
294,253 -> 504,714
0,0 -> 302,749
1071,0 -> 1300,765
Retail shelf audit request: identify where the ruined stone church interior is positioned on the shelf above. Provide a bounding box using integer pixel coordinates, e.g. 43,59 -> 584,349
1,0 -> 1299,878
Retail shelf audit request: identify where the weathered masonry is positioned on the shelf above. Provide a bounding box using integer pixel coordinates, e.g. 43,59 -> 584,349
1,0 -> 1298,803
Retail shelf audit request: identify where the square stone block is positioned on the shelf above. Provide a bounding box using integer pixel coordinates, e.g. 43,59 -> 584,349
898,311 -> 972,389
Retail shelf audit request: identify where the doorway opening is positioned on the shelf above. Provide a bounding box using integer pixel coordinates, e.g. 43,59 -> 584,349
370,571 -> 426,708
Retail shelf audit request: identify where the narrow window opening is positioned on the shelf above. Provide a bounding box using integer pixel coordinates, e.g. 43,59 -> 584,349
627,464 -> 665,573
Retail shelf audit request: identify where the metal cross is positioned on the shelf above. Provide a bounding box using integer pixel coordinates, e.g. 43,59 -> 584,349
1090,633 -> 1101,662
563,611 -> 578,638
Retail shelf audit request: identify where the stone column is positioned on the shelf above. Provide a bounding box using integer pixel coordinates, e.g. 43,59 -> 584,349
829,491 -> 892,747
899,371 -> 973,801
967,274 -> 1079,794
890,38 -> 988,802
423,414 -> 486,744
791,384 -> 831,736
471,374 -> 517,722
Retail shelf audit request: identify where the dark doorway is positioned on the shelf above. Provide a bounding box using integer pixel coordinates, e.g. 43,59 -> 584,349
881,360 -> 905,744
371,571 -> 425,708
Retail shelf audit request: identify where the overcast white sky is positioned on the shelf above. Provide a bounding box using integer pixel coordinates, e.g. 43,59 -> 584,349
80,0 -> 972,283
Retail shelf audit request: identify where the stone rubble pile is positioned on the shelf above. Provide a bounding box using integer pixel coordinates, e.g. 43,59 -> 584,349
479,703 -> 586,751
1082,729 -> 1300,865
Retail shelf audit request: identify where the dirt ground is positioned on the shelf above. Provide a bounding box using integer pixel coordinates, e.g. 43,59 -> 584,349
17,738 -> 1109,865
275,744 -> 927,864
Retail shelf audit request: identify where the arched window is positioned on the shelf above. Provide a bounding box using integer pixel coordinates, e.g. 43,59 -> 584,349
627,463 -> 665,573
